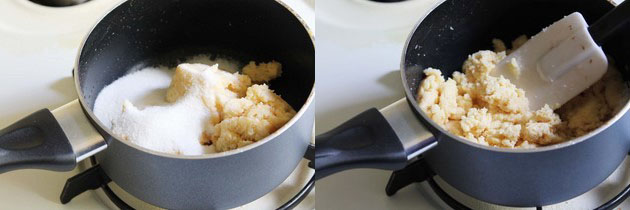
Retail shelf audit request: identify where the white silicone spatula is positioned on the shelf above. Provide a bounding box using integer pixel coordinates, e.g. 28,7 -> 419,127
491,0 -> 630,110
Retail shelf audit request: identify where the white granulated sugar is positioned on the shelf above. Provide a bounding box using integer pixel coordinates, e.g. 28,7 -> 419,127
94,66 -> 214,155
111,96 -> 215,155
93,67 -> 172,130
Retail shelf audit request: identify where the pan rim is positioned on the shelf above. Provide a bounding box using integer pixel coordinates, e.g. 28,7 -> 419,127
399,0 -> 629,154
73,0 -> 315,160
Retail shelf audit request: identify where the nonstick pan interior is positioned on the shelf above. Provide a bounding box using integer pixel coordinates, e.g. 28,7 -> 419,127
76,0 -> 314,120
402,0 -> 630,141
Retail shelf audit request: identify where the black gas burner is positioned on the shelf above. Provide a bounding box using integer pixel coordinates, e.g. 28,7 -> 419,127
385,155 -> 630,210
60,156 -> 314,210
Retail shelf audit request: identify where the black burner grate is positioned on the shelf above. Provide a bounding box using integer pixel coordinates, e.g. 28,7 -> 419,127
60,156 -> 314,210
385,155 -> 630,210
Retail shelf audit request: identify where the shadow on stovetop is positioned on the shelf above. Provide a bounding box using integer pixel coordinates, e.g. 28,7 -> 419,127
50,77 -> 78,102
2,169 -> 79,204
377,70 -> 404,94
0,76 -> 78,128
596,157 -> 630,204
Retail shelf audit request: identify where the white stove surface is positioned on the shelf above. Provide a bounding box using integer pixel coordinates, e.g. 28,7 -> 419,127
315,0 -> 630,209
0,0 -> 314,209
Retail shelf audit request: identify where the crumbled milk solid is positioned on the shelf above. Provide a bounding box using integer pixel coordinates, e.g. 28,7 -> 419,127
242,61 -> 282,83
209,84 -> 296,152
417,37 -> 629,148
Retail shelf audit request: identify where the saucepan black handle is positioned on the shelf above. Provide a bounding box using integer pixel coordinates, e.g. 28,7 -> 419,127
0,109 -> 76,173
314,108 -> 408,180
588,0 -> 630,45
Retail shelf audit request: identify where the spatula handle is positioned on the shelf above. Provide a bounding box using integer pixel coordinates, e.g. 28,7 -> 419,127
589,0 -> 630,45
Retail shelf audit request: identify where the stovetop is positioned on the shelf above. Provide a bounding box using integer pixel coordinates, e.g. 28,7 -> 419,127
0,0 -> 314,209
315,0 -> 630,209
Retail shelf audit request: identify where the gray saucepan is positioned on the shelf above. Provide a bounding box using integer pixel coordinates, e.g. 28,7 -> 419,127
0,0 -> 314,209
315,0 -> 630,207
